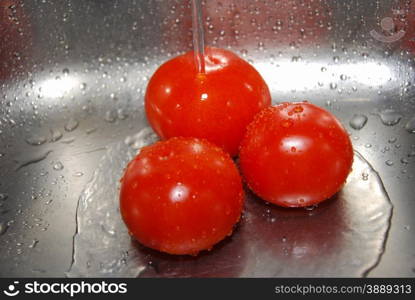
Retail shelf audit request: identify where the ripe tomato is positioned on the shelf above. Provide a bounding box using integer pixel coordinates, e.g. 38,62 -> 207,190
239,102 -> 353,208
145,47 -> 271,156
119,137 -> 244,255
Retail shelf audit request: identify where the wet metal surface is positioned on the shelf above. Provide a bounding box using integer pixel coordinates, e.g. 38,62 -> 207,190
0,0 -> 415,277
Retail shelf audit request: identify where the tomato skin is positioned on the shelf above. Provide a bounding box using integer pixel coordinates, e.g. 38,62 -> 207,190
119,137 -> 244,255
239,102 -> 353,208
145,47 -> 271,157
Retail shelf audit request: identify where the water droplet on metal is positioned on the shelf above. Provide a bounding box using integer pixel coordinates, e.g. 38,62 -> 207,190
349,114 -> 368,130
25,135 -> 47,146
378,109 -> 402,126
50,128 -> 63,142
0,222 -> 8,235
29,239 -> 39,248
405,117 -> 415,133
388,137 -> 397,144
64,118 -> 79,132
53,161 -> 64,171
61,137 -> 75,144
104,110 -> 117,123
401,158 -> 409,165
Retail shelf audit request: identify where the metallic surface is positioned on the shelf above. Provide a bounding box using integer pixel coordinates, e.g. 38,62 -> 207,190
0,0 -> 414,277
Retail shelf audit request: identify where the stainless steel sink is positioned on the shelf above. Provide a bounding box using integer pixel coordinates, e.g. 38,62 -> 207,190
0,0 -> 414,277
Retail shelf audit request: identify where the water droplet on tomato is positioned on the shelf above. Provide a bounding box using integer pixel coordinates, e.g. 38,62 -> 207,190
281,119 -> 294,128
293,106 -> 304,113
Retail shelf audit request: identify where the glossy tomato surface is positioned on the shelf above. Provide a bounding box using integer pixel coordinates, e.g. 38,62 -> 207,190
119,137 -> 244,255
239,102 -> 353,208
145,47 -> 271,156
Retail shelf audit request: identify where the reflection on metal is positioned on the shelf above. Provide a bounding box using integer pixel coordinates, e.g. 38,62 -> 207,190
0,0 -> 414,277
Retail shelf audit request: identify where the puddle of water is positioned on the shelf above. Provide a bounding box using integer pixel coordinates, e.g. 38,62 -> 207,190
68,127 -> 392,278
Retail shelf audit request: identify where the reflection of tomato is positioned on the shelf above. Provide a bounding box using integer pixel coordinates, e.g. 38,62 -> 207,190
0,0 -> 30,81
145,47 -> 271,156
120,137 -> 244,255
240,102 -> 353,208
136,222 -> 247,277
395,1 -> 415,55
246,191 -> 343,265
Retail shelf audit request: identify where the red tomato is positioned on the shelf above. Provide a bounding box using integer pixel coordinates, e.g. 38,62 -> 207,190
145,47 -> 271,156
119,137 -> 244,255
239,102 -> 353,208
